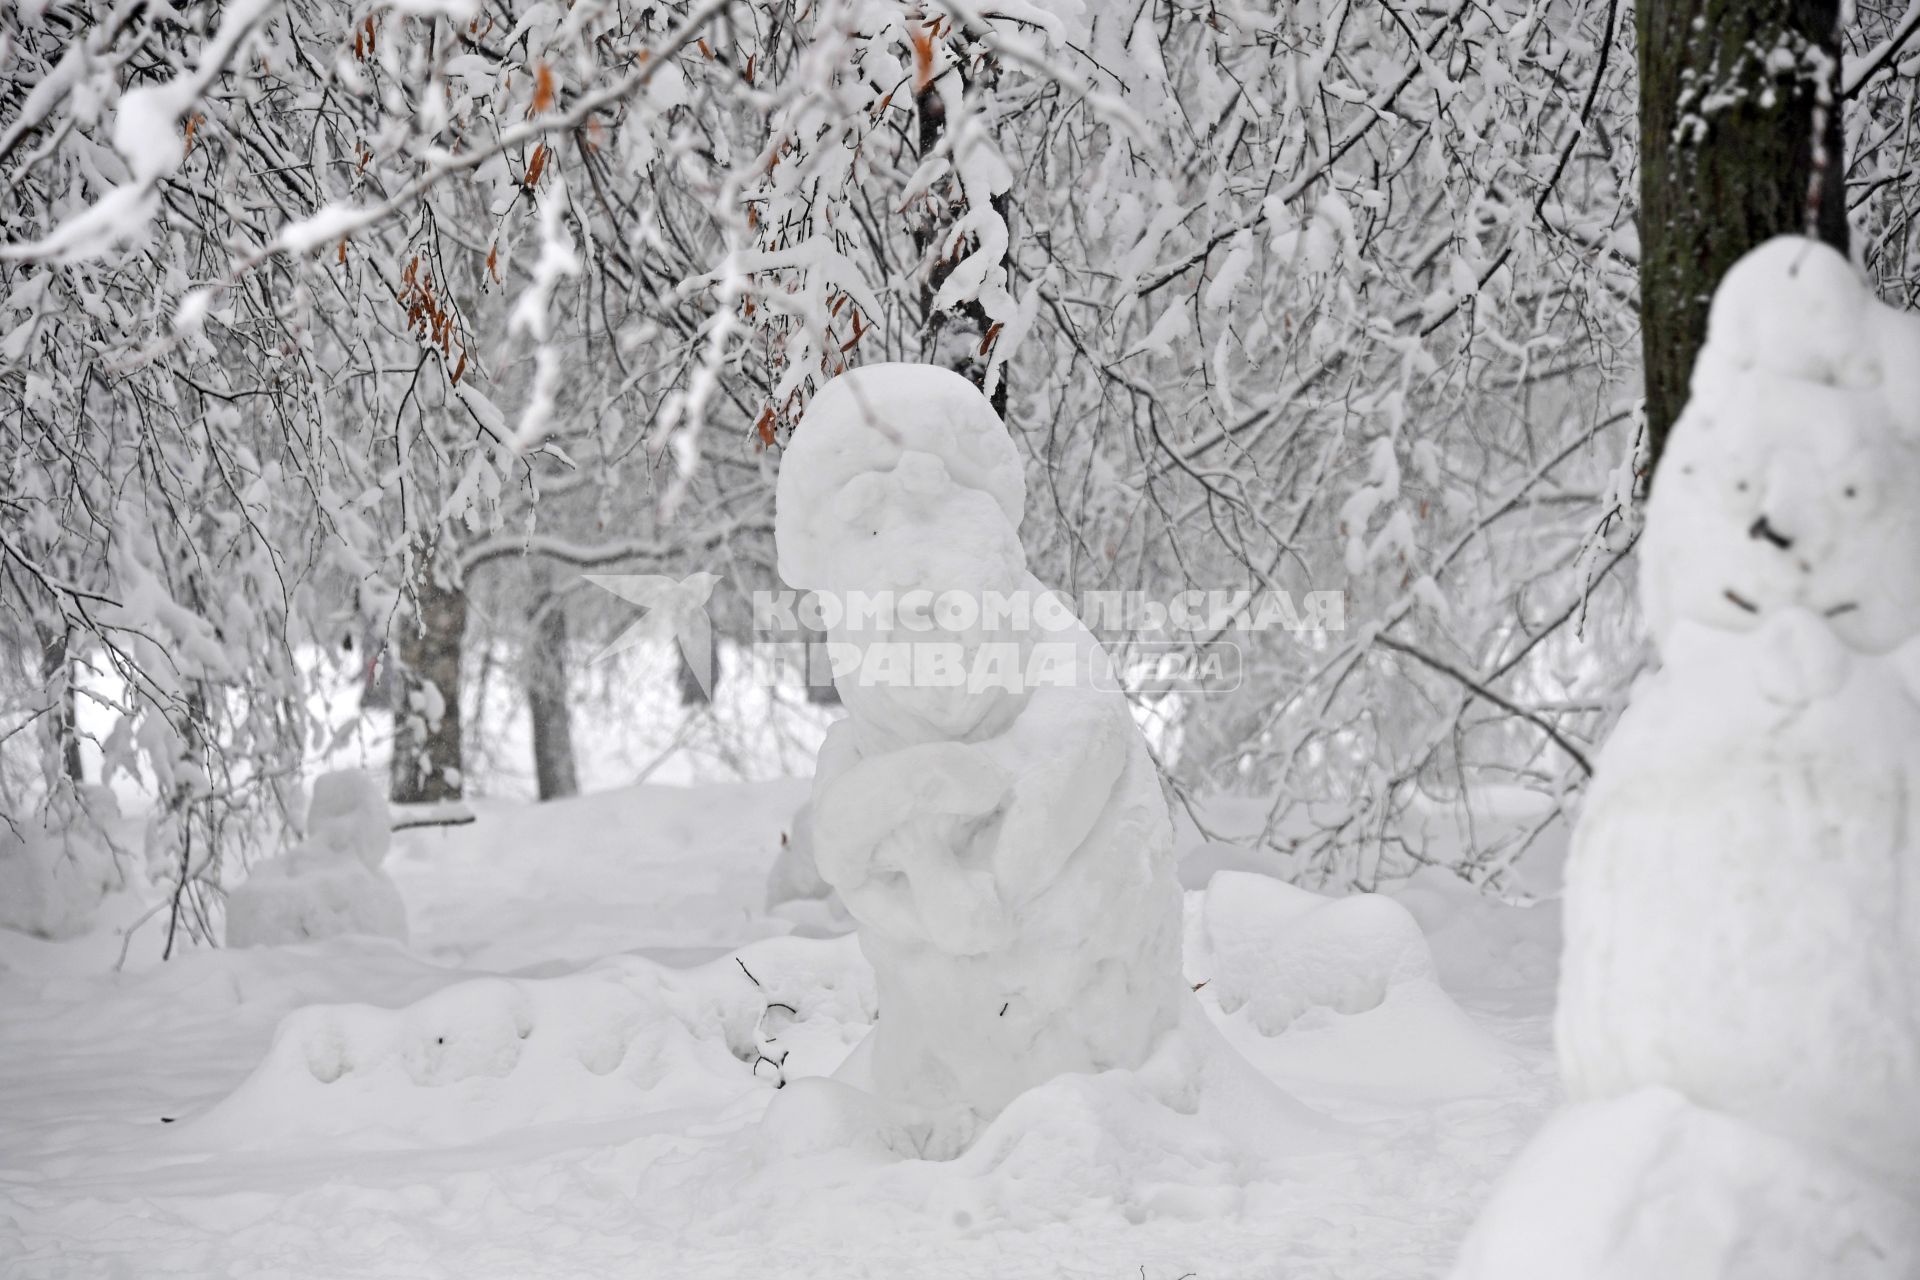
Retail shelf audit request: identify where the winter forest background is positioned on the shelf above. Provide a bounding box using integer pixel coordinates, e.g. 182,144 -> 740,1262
21,0 -> 1920,900
4,0 -> 1920,1275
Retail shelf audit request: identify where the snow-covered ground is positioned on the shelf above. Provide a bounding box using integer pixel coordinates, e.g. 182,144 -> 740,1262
0,778 -> 1562,1279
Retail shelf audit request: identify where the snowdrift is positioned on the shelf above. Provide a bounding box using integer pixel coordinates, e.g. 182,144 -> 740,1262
186,935 -> 872,1150
1454,1089 -> 1920,1280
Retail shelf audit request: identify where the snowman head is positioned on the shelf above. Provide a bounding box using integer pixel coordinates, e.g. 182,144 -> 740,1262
1643,370 -> 1920,656
304,769 -> 390,866
775,365 -> 1033,743
775,364 -> 1025,593
1688,237 -> 1883,396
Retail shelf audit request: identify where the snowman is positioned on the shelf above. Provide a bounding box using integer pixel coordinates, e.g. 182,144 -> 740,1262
771,364 -> 1191,1144
226,769 -> 409,947
1455,238 -> 1920,1276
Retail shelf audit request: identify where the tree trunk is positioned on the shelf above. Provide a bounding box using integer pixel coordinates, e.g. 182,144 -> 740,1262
912,20 -> 1013,419
391,549 -> 467,804
36,623 -> 84,784
1638,0 -> 1847,473
525,564 -> 580,800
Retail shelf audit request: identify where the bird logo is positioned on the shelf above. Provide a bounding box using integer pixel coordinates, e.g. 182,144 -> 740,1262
584,571 -> 721,696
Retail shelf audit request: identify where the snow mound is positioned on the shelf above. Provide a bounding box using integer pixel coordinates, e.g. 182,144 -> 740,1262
1189,872 -> 1515,1101
1195,872 -> 1431,1030
942,1001 -> 1335,1219
0,786 -> 125,940
184,935 -> 872,1150
1453,1089 -> 1920,1280
1391,867 -> 1558,994
226,770 -> 409,948
225,853 -> 409,948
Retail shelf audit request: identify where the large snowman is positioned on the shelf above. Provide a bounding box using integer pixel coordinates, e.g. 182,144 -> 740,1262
772,364 -> 1190,1141
1457,238 -> 1920,1276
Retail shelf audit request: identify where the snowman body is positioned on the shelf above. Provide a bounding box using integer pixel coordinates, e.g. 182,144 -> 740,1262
1558,619 -> 1920,1187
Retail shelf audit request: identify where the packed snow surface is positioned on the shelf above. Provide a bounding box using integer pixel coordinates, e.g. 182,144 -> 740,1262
0,780 -> 1560,1278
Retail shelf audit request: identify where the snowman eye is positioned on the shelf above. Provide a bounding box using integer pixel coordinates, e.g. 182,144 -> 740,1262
1734,480 -> 1750,494
1843,485 -> 1858,499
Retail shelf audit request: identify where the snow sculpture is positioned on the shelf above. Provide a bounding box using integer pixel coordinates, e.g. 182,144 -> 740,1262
0,786 -> 124,940
764,802 -> 851,936
1562,238 -> 1920,1182
226,770 -> 409,947
1455,238 -> 1920,1277
773,364 -> 1189,1137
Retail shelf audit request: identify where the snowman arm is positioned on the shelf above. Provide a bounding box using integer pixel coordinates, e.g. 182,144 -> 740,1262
810,740 -> 1011,888
982,684 -> 1128,899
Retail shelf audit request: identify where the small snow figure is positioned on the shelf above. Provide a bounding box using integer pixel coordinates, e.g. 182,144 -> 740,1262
763,802 -> 852,938
1456,238 -> 1920,1278
225,769 -> 408,948
0,786 -> 125,940
773,365 -> 1188,1140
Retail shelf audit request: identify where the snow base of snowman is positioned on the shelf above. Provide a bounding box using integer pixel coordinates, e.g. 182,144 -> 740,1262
758,995 -> 1327,1165
750,871 -> 1519,1169
225,853 -> 408,949
1454,1089 -> 1919,1280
